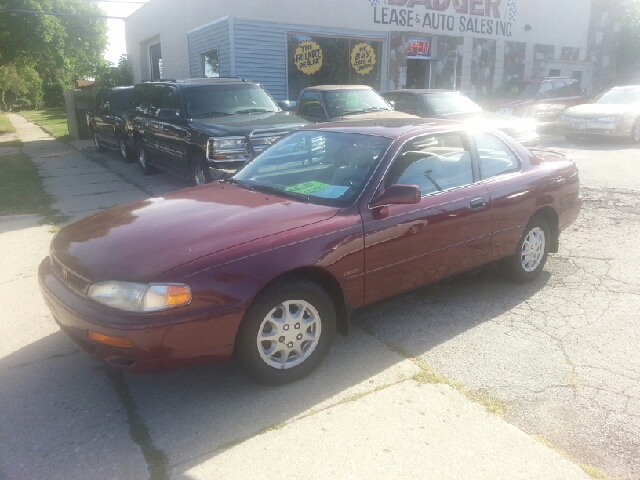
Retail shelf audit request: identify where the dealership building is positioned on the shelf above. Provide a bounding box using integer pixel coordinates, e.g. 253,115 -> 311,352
124,0 -> 628,101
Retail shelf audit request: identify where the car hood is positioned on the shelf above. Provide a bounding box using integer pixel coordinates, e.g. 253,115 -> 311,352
51,183 -> 339,283
190,111 -> 309,136
563,103 -> 638,117
484,98 -> 532,112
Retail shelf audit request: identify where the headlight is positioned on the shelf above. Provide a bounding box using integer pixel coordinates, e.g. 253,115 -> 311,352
496,108 -> 513,115
88,281 -> 192,312
596,116 -> 624,123
213,138 -> 245,149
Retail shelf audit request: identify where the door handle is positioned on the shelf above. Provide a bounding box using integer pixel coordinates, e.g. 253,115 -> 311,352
470,198 -> 487,210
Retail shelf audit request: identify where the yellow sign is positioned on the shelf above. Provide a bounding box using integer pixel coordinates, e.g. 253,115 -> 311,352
294,41 -> 323,75
351,43 -> 376,75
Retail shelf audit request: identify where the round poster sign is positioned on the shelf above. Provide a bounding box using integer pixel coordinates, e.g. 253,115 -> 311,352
351,43 -> 376,75
294,41 -> 323,75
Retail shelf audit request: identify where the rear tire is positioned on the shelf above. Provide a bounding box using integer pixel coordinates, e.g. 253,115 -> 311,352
118,133 -> 134,163
506,214 -> 551,283
93,131 -> 106,152
235,280 -> 336,386
136,140 -> 155,175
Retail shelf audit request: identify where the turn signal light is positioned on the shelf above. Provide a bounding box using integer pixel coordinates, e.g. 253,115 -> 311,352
88,331 -> 133,349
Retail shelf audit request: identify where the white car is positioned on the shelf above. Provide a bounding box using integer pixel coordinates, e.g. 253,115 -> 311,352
559,85 -> 640,143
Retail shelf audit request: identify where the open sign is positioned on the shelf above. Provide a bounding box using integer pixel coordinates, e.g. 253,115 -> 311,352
407,38 -> 431,59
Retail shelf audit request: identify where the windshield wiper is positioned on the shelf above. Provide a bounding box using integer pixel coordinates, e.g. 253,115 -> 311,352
251,184 -> 310,202
224,178 -> 253,191
193,111 -> 233,118
235,108 -> 274,114
340,107 -> 390,115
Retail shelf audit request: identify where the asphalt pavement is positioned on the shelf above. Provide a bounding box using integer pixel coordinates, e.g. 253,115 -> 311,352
3,113 -> 631,480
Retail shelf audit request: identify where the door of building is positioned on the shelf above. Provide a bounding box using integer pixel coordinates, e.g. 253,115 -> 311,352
407,59 -> 431,89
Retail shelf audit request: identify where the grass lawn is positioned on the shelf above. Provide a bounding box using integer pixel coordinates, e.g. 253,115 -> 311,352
0,153 -> 56,218
0,111 -> 16,134
20,108 -> 71,142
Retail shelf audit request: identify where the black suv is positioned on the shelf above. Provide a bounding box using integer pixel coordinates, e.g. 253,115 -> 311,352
87,86 -> 135,161
127,78 -> 309,185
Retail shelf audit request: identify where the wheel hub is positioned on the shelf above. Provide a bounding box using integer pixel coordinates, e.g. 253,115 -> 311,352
521,227 -> 545,272
257,300 -> 321,370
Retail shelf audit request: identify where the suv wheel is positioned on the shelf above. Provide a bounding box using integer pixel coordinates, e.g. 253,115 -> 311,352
93,132 -> 106,152
191,155 -> 212,186
118,133 -> 134,163
136,141 -> 155,175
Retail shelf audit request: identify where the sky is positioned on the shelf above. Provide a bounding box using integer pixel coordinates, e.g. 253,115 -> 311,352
99,0 -> 151,65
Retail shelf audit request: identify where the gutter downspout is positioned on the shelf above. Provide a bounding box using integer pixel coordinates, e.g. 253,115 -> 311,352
229,17 -> 236,77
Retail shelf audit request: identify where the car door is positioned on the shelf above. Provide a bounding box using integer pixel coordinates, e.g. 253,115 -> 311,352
155,86 -> 189,177
471,132 -> 531,261
144,85 -> 167,165
94,91 -> 110,143
101,91 -> 119,146
361,131 -> 492,304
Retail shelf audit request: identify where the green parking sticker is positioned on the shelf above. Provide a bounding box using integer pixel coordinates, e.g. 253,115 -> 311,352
286,181 -> 329,195
345,92 -> 359,109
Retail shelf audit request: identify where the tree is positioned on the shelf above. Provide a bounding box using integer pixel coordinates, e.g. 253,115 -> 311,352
0,63 -> 42,110
95,55 -> 134,89
618,0 -> 640,82
0,0 -> 108,106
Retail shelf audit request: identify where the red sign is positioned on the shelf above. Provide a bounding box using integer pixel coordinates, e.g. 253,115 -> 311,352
407,38 -> 431,59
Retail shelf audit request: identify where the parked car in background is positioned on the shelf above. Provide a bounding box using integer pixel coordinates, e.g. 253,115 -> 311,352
484,77 -> 587,127
559,85 -> 640,143
87,86 -> 134,161
382,89 -> 539,146
127,78 -> 309,185
39,118 -> 582,385
295,85 -> 417,122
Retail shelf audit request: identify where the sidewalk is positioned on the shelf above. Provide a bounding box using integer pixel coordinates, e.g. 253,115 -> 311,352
1,115 -> 591,480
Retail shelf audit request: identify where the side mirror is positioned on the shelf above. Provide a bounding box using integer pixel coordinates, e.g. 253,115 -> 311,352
369,184 -> 421,209
278,100 -> 293,111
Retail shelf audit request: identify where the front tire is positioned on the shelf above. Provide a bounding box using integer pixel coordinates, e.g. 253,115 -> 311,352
191,155 -> 212,186
235,281 -> 336,386
136,140 -> 155,175
506,214 -> 551,283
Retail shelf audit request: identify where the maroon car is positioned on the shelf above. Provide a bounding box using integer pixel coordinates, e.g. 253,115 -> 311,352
39,119 -> 582,385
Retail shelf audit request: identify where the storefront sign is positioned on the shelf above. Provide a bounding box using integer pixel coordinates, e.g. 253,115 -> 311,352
294,40 -> 323,75
351,42 -> 376,75
407,37 -> 431,59
368,0 -> 517,37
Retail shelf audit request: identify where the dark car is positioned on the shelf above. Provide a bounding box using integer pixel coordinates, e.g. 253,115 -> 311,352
484,77 -> 587,126
127,78 -> 309,185
87,86 -> 135,161
295,85 -> 418,122
383,89 -> 539,146
39,119 -> 582,385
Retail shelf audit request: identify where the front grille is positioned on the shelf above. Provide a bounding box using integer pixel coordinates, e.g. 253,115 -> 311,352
248,131 -> 287,155
50,254 -> 91,295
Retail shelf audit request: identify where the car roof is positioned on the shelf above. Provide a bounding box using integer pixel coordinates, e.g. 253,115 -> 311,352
302,85 -> 374,91
140,77 -> 254,86
384,89 -> 461,94
510,77 -> 574,83
298,118 -> 461,138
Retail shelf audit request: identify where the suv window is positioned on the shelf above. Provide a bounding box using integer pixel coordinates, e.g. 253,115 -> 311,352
158,86 -> 181,119
385,133 -> 473,194
538,81 -> 554,99
474,133 -> 520,179
567,80 -> 583,96
298,91 -> 324,118
148,85 -> 166,117
130,84 -> 152,114
553,80 -> 571,97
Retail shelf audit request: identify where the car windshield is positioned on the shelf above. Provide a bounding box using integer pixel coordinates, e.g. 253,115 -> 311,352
593,87 -> 640,104
233,130 -> 393,207
420,93 -> 483,114
492,82 -> 538,100
185,84 -> 279,117
322,89 -> 392,117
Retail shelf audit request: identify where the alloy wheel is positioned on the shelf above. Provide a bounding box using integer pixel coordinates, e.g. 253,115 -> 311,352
520,227 -> 546,272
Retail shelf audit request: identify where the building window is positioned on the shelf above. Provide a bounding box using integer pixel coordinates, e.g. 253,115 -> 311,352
470,39 -> 496,100
504,41 -> 526,84
287,33 -> 383,100
533,44 -> 555,77
432,36 -> 464,90
201,50 -> 219,78
149,43 -> 162,80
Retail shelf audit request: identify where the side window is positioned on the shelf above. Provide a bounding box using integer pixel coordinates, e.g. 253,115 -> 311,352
148,85 -> 166,117
130,85 -> 149,114
298,91 -> 324,118
474,133 -> 520,180
538,82 -> 553,99
385,133 -> 473,195
553,80 -> 571,97
159,87 -> 181,118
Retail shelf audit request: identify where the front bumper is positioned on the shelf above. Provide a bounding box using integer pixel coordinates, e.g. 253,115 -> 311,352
560,119 -> 633,138
38,258 -> 239,372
